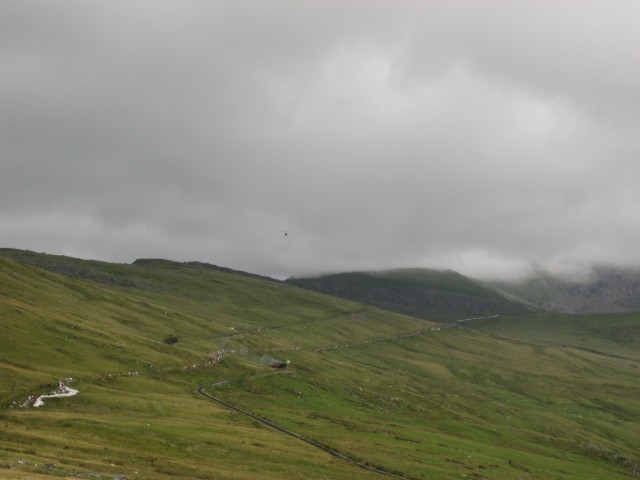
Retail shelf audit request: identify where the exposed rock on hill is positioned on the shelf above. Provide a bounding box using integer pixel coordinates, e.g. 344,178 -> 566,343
490,266 -> 640,314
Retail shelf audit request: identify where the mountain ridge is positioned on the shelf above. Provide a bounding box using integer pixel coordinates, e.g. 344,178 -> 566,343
488,264 -> 640,314
288,265 -> 640,318
286,268 -> 533,321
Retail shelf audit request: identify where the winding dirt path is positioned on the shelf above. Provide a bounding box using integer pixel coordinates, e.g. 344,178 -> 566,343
194,314 -> 501,478
195,379 -> 416,480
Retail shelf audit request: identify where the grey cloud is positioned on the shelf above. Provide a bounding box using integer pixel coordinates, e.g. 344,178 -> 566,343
2,1 -> 640,279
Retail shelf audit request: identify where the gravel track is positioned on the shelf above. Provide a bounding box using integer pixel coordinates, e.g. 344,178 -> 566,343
195,380 -> 416,480
194,314 -> 500,478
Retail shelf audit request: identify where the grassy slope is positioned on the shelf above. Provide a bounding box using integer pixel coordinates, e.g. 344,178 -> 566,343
465,312 -> 640,361
371,269 -> 509,299
289,268 -> 505,298
1,251 -> 639,479
287,268 -> 530,321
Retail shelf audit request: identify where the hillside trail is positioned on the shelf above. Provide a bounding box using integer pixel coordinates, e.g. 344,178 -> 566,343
194,314 -> 499,479
15,312 -> 496,476
196,379 -> 416,480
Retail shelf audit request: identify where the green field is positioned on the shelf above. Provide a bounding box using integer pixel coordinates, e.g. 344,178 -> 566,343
1,250 -> 638,479
468,312 -> 640,361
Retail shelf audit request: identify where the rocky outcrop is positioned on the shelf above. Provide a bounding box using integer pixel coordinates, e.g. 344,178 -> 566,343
491,266 -> 640,314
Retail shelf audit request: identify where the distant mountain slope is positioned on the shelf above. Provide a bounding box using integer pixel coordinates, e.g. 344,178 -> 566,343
0,248 -> 281,287
287,268 -> 531,321
489,265 -> 640,314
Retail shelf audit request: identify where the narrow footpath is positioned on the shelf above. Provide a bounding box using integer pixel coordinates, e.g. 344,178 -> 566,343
196,379 -> 417,480
194,315 -> 501,479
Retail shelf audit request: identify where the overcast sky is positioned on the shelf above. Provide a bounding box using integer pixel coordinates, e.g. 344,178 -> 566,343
2,1 -> 640,280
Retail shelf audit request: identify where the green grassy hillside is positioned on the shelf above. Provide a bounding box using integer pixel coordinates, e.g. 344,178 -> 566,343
287,268 -> 531,321
465,312 -> 640,360
1,250 -> 638,479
